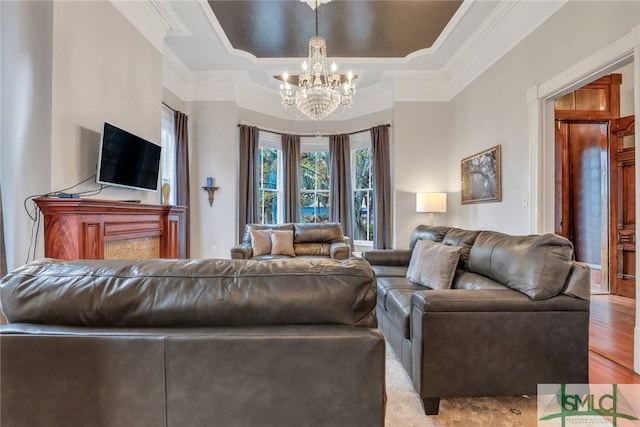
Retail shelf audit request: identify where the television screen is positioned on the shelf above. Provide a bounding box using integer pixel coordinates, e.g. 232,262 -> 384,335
96,122 -> 161,191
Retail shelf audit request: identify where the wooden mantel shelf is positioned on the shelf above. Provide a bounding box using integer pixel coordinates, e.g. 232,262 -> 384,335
35,198 -> 187,260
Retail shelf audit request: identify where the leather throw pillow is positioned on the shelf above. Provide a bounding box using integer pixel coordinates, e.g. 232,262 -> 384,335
406,239 -> 461,289
270,230 -> 296,256
250,229 -> 272,256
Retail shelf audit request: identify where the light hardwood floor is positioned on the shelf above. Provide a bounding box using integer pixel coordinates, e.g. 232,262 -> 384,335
589,294 -> 640,383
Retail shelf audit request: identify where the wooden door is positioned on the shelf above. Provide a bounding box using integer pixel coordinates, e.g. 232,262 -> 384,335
610,115 -> 636,298
556,122 -> 609,274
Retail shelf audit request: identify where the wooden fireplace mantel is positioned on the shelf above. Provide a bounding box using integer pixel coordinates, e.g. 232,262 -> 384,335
35,198 -> 187,260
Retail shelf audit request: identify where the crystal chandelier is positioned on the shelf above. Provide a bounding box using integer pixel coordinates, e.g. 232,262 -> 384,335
280,0 -> 355,122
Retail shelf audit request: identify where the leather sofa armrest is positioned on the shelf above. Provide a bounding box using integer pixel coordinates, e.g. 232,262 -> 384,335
330,242 -> 351,260
231,244 -> 253,259
411,289 -> 590,313
361,249 -> 411,266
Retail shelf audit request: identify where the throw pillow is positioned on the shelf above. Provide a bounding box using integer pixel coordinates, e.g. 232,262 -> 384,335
250,229 -> 272,256
406,240 -> 462,289
270,230 -> 296,256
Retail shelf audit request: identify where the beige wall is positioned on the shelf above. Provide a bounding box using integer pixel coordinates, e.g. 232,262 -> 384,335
1,1 -> 163,270
446,0 -> 639,234
51,1 -> 163,202
392,102 -> 450,248
1,1 -> 53,271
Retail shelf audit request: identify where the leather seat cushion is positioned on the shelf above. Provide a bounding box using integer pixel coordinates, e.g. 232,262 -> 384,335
376,277 -> 423,310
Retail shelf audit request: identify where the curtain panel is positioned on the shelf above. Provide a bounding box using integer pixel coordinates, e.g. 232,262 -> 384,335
281,133 -> 301,223
175,111 -> 191,257
238,125 -> 260,242
371,125 -> 392,249
329,134 -> 354,244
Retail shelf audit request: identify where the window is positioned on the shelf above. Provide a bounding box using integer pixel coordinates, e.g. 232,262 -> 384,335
351,132 -> 373,248
258,131 -> 282,224
160,105 -> 176,205
300,137 -> 330,223
252,131 -> 377,246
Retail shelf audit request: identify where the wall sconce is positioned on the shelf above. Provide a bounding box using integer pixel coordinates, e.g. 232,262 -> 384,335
202,176 -> 219,207
416,192 -> 447,226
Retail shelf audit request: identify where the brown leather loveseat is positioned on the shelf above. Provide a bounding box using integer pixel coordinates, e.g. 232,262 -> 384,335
231,222 -> 351,260
0,257 -> 384,427
363,225 -> 590,415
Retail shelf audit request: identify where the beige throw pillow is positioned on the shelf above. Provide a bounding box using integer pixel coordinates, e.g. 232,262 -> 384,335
250,229 -> 272,256
270,230 -> 296,256
406,240 -> 462,289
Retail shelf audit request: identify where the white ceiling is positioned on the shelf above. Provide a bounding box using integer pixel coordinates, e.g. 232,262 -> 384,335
112,0 -> 568,120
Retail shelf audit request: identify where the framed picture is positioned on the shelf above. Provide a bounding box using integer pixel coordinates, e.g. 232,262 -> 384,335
461,145 -> 502,204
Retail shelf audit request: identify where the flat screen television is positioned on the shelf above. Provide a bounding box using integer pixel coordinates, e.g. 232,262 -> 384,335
96,122 -> 161,192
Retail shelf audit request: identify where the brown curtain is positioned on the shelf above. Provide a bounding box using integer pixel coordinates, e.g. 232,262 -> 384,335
175,110 -> 191,257
329,134 -> 353,243
282,133 -> 301,223
0,183 -> 6,277
238,125 -> 260,242
371,125 -> 392,249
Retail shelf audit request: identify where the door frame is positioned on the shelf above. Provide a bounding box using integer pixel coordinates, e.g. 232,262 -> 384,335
527,25 -> 640,373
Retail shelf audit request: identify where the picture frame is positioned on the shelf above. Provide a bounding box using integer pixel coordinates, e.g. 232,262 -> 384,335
460,145 -> 502,204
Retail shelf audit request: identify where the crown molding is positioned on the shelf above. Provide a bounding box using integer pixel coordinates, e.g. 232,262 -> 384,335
111,0 -> 191,53
153,0 -> 566,118
445,0 -> 567,99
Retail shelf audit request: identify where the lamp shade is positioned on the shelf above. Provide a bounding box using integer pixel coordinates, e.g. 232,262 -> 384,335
416,192 -> 447,213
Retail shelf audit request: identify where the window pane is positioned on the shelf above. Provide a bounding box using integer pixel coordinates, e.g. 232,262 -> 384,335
352,142 -> 373,243
160,106 -> 176,205
354,148 -> 371,190
259,190 -> 278,224
299,148 -> 330,223
316,152 -> 330,190
260,147 -> 278,190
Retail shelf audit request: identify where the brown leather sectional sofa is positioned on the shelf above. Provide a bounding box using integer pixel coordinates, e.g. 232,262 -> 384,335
363,225 -> 591,415
0,257 -> 385,427
231,222 -> 351,260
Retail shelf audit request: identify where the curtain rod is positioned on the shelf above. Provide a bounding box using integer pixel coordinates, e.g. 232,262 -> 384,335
162,101 -> 176,112
236,123 -> 390,138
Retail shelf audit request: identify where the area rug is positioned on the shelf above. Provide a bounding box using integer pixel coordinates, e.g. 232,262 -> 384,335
384,343 -> 538,427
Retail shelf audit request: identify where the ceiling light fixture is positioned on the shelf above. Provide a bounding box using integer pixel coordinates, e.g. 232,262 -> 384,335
280,0 -> 355,122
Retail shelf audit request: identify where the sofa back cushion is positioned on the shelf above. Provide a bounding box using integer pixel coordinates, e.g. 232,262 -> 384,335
468,231 -> 574,299
408,225 -> 451,250
0,258 -> 377,328
442,228 -> 480,270
294,222 -> 344,243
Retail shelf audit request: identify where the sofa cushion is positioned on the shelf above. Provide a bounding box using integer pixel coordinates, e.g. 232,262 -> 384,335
294,222 -> 344,243
385,289 -> 414,339
270,230 -> 296,256
0,258 -> 377,328
561,262 -> 591,301
409,225 -> 451,250
376,277 -> 424,311
295,243 -> 331,257
250,229 -> 272,256
468,231 -> 574,300
370,265 -> 407,277
452,270 -> 510,290
406,240 -> 461,290
442,228 -> 480,270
